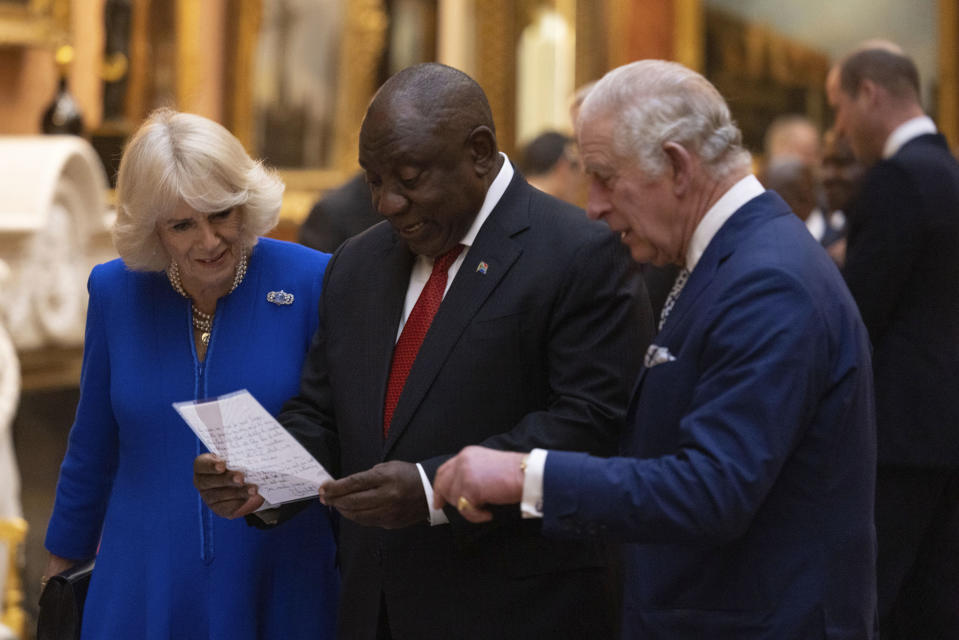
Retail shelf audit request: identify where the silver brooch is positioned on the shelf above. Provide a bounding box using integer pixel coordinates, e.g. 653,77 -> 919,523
267,290 -> 294,305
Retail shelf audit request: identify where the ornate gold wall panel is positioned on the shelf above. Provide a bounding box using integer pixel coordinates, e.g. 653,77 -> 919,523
331,0 -> 388,172
224,0 -> 262,152
0,0 -> 70,47
174,0 -> 201,112
221,0 -> 386,224
0,517 -> 27,640
474,0 -> 516,155
673,0 -> 703,71
575,0 -> 613,89
939,0 -> 958,149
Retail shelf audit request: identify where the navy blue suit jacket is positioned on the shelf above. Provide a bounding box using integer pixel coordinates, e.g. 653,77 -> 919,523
543,191 -> 877,638
843,133 -> 959,467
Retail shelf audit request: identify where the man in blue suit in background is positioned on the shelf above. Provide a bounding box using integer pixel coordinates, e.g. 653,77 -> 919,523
434,60 -> 878,639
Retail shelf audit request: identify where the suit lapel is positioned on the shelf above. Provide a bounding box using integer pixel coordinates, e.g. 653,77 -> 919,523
628,191 -> 791,407
382,176 -> 530,456
368,234 -> 416,444
658,190 -> 790,342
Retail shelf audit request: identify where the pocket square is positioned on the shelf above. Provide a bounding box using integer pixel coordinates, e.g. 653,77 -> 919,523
644,344 -> 676,368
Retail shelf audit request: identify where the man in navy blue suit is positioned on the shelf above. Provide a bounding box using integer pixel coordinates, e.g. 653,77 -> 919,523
833,46 -> 959,639
435,60 -> 878,639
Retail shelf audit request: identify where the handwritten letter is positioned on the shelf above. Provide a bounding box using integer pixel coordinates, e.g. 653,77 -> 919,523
174,390 -> 333,506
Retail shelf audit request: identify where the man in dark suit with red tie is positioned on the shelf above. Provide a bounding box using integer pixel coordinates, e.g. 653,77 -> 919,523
832,46 -> 959,638
194,62 -> 652,639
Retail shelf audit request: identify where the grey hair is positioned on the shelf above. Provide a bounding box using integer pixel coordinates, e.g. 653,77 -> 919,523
113,108 -> 284,271
580,60 -> 751,180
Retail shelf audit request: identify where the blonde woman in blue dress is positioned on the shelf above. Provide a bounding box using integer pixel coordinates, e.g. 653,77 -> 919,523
43,109 -> 339,639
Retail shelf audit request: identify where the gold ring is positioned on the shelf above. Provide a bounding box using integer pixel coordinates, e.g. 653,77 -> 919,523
457,496 -> 472,512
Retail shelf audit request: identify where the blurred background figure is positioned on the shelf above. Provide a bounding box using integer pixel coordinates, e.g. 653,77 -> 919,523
763,114 -> 822,168
761,157 -> 844,255
821,130 -> 864,223
297,172 -> 380,252
819,129 -> 865,265
518,130 -> 583,205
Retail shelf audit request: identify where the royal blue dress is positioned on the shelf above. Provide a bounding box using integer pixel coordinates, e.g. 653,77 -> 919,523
45,238 -> 339,639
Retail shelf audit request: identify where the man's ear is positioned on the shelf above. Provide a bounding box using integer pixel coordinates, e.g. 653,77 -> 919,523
467,126 -> 498,176
857,79 -> 880,107
663,142 -> 693,196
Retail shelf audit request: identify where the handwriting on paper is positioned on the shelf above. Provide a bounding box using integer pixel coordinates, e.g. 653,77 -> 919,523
174,390 -> 333,506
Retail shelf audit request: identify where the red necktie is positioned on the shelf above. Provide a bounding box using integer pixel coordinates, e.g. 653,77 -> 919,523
383,244 -> 464,436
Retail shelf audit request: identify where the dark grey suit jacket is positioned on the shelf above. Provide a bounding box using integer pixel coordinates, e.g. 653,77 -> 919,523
297,172 -> 381,253
280,172 -> 653,639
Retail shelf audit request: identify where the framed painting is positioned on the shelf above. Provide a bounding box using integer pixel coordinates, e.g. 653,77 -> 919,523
0,0 -> 69,47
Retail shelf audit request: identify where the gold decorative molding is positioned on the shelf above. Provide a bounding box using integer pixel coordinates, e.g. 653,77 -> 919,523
475,0 -> 516,153
227,0 -> 386,225
0,0 -> 70,48
605,0 -> 630,69
574,0 -> 606,88
125,0 -> 151,122
939,0 -> 958,150
0,517 -> 27,639
226,0 -> 262,152
331,0 -> 388,172
673,0 -> 704,72
18,346 -> 83,391
175,0 -> 202,112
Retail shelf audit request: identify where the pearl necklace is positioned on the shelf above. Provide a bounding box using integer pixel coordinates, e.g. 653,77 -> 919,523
167,252 -> 248,346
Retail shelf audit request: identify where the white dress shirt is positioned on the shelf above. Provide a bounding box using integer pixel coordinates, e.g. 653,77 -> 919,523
805,208 -> 827,242
413,154 -> 514,526
520,174 -> 766,518
882,115 -> 937,159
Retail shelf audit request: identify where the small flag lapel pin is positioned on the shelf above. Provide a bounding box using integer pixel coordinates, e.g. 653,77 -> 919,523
475,261 -> 489,275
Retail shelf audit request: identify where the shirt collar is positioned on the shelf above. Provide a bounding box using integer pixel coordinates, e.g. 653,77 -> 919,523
686,174 -> 765,270
458,152 -> 514,248
805,208 -> 826,241
883,115 -> 937,159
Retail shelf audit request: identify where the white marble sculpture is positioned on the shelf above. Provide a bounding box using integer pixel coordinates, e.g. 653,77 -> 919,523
0,135 -> 114,351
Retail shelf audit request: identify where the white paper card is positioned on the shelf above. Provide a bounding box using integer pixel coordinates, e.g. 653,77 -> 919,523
174,389 -> 333,506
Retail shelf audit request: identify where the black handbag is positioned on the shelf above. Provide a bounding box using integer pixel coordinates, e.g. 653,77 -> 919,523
36,559 -> 95,640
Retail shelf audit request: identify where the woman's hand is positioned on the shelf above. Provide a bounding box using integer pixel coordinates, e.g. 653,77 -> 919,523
41,553 -> 77,592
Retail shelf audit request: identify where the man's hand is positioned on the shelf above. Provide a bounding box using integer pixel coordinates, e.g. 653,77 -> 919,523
319,461 -> 426,529
193,453 -> 264,518
433,446 -> 526,523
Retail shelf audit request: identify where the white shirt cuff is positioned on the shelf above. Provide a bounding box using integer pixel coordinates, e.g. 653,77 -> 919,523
520,448 -> 548,518
417,462 -> 449,526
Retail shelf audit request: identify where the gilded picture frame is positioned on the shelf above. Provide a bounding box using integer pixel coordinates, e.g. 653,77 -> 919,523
222,0 -> 387,226
0,0 -> 69,47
